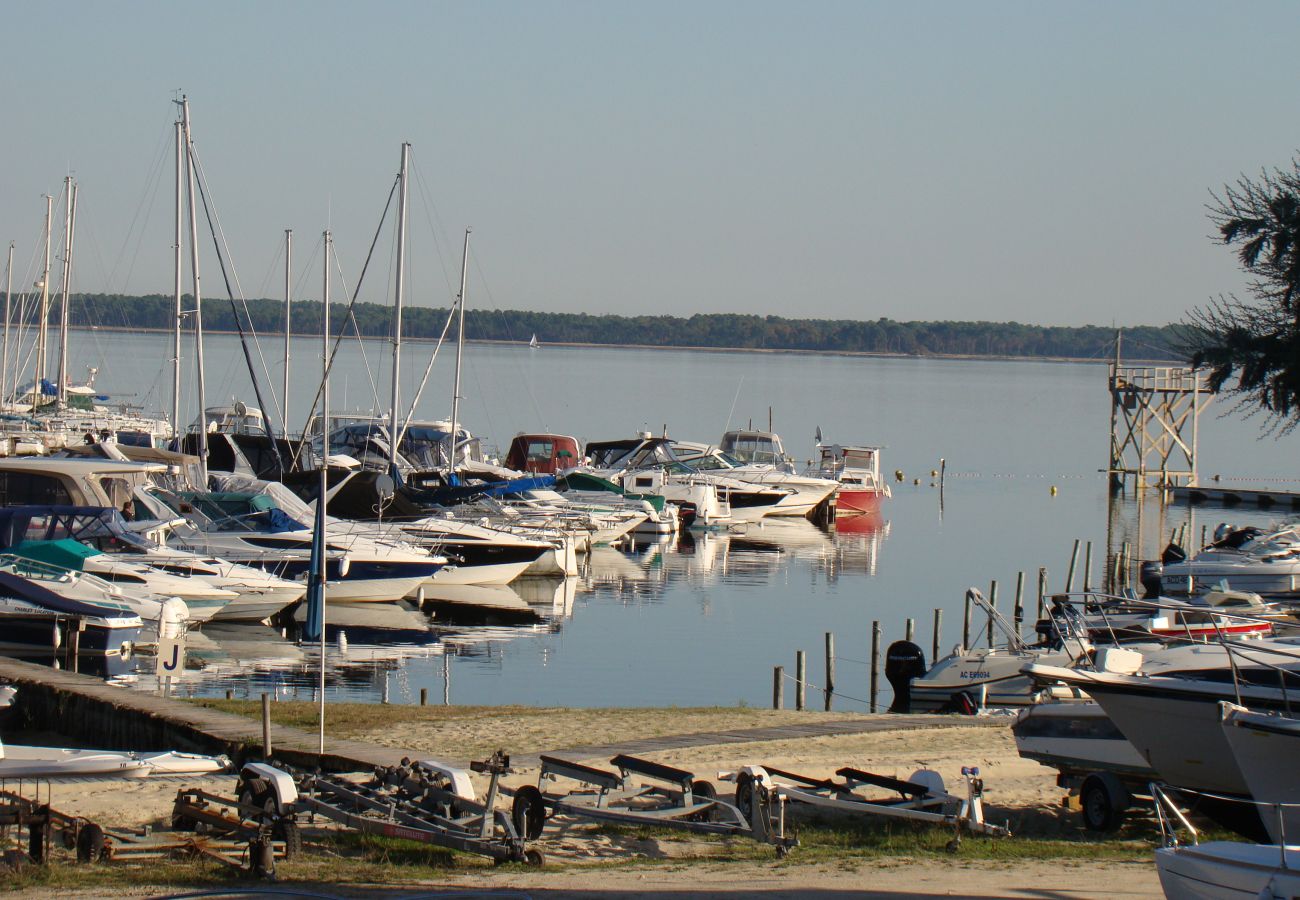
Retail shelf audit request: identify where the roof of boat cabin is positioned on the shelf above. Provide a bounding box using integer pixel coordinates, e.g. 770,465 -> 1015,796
0,458 -> 166,474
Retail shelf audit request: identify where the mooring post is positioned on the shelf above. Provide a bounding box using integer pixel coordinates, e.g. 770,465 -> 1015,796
932,607 -> 943,662
795,650 -> 806,711
1083,541 -> 1093,592
870,620 -> 882,713
773,666 -> 784,710
225,689 -> 234,701
987,580 -> 999,646
962,593 -> 972,649
1014,571 -> 1025,631
419,687 -> 428,707
1200,524 -> 1208,550
1066,539 -> 1081,592
1037,567 -> 1048,620
905,618 -> 915,642
1121,542 -> 1131,589
261,692 -> 272,759
824,632 -> 835,711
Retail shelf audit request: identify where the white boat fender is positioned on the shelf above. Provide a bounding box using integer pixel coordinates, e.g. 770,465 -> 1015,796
239,762 -> 299,813
415,759 -> 477,801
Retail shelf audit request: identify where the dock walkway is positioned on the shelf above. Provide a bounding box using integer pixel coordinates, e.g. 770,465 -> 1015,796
0,656 -> 1002,773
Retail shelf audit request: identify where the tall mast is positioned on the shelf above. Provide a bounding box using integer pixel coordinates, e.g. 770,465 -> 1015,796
33,195 -> 52,413
387,142 -> 410,477
316,228 -> 331,754
283,228 -> 292,435
171,117 -> 183,438
449,228 -> 470,472
3,241 -> 13,405
56,177 -> 76,407
181,96 -> 208,482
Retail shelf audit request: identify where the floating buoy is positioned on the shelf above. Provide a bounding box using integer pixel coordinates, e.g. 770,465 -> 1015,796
894,469 -> 904,482
1212,474 -> 1221,482
930,469 -> 939,477
913,478 -> 921,485
1050,485 -> 1058,496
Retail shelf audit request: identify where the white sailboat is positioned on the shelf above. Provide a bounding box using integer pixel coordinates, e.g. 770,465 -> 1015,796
529,333 -> 539,350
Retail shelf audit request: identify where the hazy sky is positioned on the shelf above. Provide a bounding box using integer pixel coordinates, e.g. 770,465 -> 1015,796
3,2 -> 1298,327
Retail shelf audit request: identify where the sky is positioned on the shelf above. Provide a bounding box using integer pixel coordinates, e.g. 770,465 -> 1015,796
3,1 -> 1300,327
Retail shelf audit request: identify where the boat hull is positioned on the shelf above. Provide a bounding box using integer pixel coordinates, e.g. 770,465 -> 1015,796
1156,843 -> 1300,900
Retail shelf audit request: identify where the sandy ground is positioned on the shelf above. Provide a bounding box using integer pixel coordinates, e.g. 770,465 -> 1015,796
3,718 -> 1164,898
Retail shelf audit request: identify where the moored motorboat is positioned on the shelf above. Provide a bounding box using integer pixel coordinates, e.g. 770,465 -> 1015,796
813,443 -> 891,516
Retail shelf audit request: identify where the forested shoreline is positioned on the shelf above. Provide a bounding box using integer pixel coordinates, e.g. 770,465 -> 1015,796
62,293 -> 1185,362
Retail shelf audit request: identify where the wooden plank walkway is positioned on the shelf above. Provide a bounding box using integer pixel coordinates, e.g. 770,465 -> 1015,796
0,655 -> 1004,774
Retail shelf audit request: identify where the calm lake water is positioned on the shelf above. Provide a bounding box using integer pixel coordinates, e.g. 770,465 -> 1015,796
61,329 -> 1300,708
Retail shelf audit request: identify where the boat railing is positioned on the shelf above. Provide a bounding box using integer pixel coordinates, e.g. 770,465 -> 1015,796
1045,591 -> 1279,650
1152,782 -> 1298,865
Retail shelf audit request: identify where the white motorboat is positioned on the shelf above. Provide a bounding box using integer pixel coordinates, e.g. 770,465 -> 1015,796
1155,839 -> 1300,900
670,439 -> 838,519
1161,524 -> 1300,600
813,443 -> 891,516
1221,702 -> 1300,845
1012,698 -> 1155,785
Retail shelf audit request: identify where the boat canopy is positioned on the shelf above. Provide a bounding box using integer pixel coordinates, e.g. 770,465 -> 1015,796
177,492 -> 309,533
505,434 -> 581,475
0,505 -> 155,553
9,539 -> 102,572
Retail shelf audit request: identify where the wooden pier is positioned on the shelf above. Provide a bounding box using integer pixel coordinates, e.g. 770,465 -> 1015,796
0,656 -> 1000,773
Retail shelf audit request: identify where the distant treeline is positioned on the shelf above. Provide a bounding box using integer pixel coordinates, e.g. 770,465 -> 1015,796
64,293 -> 1184,361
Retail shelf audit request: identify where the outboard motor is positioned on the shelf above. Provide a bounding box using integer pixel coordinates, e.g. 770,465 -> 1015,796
1139,560 -> 1164,598
885,640 -> 927,714
1160,542 -> 1186,566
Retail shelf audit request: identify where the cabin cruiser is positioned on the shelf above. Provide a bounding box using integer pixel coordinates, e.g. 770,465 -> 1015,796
1040,590 -> 1281,644
0,570 -> 141,656
814,443 -> 891,515
132,487 -> 448,604
0,505 -> 305,623
1160,523 -> 1300,601
669,440 -> 838,519
584,435 -> 792,525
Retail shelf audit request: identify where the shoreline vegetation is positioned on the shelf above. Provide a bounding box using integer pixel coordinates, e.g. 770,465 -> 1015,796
66,293 -> 1184,364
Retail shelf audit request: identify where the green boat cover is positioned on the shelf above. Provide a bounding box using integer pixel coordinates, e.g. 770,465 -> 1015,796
10,538 -> 103,572
557,472 -> 666,512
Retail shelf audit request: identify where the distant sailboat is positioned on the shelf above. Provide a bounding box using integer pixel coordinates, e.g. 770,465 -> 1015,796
529,334 -> 539,350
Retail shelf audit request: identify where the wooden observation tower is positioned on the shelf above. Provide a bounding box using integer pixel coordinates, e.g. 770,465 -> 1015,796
1107,335 -> 1212,492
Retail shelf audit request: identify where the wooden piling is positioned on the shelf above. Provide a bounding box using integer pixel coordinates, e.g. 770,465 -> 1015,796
419,687 -> 428,707
1121,542 -> 1131,589
1037,567 -> 1048,620
773,666 -> 784,710
1200,524 -> 1207,551
824,633 -> 835,711
905,618 -> 915,643
261,692 -> 272,759
870,621 -> 882,713
225,689 -> 233,701
931,608 -> 943,662
795,650 -> 806,711
1014,571 -> 1025,631
1083,541 -> 1093,592
1066,539 -> 1081,592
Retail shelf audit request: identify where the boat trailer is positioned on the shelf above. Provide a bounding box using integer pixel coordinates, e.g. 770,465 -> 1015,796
504,753 -> 798,855
294,750 -> 542,866
721,764 -> 1010,838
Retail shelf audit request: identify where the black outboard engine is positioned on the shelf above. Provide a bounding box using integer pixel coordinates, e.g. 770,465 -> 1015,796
885,640 -> 927,714
1160,542 -> 1186,566
1139,560 -> 1164,598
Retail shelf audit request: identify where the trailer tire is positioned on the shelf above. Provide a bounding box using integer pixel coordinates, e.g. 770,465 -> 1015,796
273,818 -> 302,858
512,786 -> 547,841
734,773 -> 755,820
76,823 -> 105,863
525,848 -> 545,867
1081,773 -> 1131,832
690,780 -> 720,822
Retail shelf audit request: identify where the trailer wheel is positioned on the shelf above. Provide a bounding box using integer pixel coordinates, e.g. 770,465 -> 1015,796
1081,773 -> 1131,832
273,818 -> 302,858
690,780 -> 720,822
512,786 -> 547,841
76,823 -> 105,863
734,773 -> 755,820
524,848 -> 545,867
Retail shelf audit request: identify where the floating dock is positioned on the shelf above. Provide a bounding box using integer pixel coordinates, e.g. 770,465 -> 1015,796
1171,484 -> 1300,509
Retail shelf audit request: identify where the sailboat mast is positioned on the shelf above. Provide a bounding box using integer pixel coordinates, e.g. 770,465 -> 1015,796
387,142 -> 410,477
3,241 -> 12,405
317,227 -> 331,755
181,96 -> 209,482
33,195 -> 52,413
283,228 -> 292,435
171,117 -> 183,438
56,176 -> 75,407
449,228 -> 470,471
